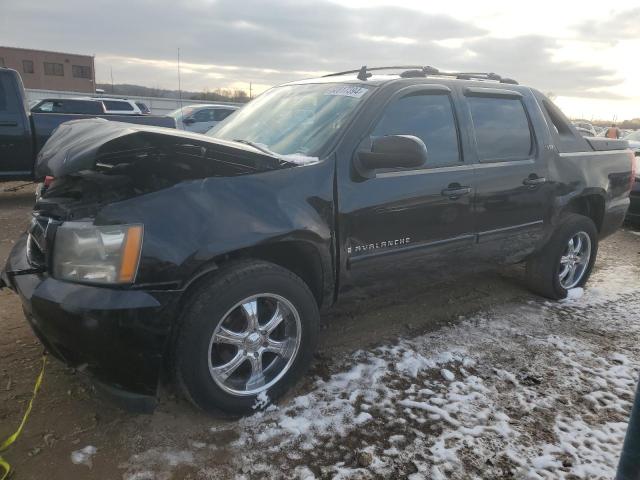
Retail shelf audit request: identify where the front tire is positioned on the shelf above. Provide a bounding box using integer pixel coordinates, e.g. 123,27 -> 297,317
526,214 -> 598,300
175,260 -> 319,414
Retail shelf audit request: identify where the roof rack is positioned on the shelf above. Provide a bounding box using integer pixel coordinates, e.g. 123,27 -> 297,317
323,66 -> 518,85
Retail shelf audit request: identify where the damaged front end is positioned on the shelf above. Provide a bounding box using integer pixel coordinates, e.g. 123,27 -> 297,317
34,118 -> 289,219
2,119 -> 316,411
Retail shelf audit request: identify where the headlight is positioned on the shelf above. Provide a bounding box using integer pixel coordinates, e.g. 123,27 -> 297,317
53,222 -> 143,284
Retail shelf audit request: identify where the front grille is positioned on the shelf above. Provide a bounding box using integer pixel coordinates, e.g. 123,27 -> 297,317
26,215 -> 57,269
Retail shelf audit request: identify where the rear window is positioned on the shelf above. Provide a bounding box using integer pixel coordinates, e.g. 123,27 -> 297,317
103,100 -> 134,111
468,97 -> 533,162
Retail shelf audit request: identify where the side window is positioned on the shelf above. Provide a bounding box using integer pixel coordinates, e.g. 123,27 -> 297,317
103,100 -> 134,111
214,108 -> 234,121
63,100 -> 102,114
468,97 -> 532,162
193,109 -> 214,122
371,93 -> 460,169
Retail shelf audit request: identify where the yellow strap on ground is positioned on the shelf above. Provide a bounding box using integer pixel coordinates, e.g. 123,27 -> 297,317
0,355 -> 46,480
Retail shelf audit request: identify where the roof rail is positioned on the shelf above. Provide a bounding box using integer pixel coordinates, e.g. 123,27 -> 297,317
323,66 -> 518,85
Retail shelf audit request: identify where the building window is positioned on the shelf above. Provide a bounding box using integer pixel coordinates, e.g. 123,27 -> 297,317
23,60 -> 34,74
0,57 -> 5,67
44,62 -> 64,76
72,65 -> 91,79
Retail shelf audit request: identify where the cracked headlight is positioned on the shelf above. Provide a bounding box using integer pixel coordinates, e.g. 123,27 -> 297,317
53,222 -> 143,284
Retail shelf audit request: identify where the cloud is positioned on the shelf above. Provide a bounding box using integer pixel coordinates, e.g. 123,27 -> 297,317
0,0 -> 627,99
574,7 -> 640,42
455,35 -> 623,96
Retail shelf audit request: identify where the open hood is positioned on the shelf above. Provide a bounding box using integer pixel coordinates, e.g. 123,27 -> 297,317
35,118 -> 285,180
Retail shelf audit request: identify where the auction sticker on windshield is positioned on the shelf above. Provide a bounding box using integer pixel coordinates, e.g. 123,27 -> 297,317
324,85 -> 369,98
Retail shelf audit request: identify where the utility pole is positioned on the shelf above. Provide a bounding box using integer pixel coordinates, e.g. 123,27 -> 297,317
178,48 -> 183,111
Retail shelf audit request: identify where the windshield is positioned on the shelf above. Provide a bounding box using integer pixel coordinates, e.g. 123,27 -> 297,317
207,83 -> 371,158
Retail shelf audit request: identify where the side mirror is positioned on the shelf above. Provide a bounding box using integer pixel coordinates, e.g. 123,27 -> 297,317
355,135 -> 427,177
182,117 -> 195,125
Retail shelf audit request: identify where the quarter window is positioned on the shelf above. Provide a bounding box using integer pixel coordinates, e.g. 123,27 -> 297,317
44,62 -> 64,76
468,97 -> 533,162
371,93 -> 461,169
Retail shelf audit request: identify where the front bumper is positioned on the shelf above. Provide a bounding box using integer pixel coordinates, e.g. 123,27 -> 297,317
2,235 -> 181,412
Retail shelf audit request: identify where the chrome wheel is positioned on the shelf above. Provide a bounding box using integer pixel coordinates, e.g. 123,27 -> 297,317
558,231 -> 591,289
207,294 -> 301,396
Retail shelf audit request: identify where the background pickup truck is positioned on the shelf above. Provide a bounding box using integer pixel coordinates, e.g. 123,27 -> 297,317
0,67 -> 176,179
1,66 -> 636,414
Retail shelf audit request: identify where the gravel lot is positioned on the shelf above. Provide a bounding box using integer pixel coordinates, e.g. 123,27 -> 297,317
1,181 -> 639,479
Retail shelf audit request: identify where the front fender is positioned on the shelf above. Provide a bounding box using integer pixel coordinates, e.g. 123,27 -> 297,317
94,159 -> 336,290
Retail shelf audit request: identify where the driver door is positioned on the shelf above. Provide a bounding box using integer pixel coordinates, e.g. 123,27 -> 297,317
337,85 -> 477,290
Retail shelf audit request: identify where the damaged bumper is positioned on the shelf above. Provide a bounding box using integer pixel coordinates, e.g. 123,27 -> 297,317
3,235 -> 181,412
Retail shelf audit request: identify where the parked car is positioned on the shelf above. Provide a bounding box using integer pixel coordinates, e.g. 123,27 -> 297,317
32,96 -> 146,115
623,131 -> 640,223
169,104 -> 239,133
1,66 -> 635,414
572,121 -> 597,137
574,126 -> 595,137
0,68 -> 176,179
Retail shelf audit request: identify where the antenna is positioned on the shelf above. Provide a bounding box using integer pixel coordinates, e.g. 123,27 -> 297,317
177,48 -> 183,113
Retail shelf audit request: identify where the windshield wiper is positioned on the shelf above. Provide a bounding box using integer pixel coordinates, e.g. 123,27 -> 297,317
232,139 -> 277,157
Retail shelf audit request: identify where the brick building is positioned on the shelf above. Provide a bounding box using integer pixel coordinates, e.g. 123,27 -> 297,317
0,46 -> 95,93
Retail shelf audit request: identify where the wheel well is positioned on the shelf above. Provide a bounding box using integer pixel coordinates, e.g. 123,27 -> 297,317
229,241 -> 325,306
177,241 -> 325,318
565,195 -> 605,232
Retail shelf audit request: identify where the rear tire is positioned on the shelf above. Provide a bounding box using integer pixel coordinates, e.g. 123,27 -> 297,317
175,260 -> 319,414
526,214 -> 598,300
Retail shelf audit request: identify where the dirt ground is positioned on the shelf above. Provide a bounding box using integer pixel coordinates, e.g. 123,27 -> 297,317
1,181 -> 639,479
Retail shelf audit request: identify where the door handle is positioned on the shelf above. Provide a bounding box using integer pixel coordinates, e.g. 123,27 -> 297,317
441,185 -> 472,199
0,121 -> 18,127
523,176 -> 547,187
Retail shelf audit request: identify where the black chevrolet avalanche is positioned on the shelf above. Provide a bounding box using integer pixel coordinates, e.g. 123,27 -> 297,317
2,66 -> 636,414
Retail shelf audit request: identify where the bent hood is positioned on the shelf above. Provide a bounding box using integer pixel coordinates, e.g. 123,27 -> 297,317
35,118 -> 285,180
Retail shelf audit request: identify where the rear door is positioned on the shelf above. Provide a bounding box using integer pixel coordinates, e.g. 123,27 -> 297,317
0,72 -> 33,176
463,87 -> 552,262
338,85 -> 477,289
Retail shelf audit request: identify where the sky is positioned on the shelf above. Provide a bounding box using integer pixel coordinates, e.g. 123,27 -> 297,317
1,0 -> 639,120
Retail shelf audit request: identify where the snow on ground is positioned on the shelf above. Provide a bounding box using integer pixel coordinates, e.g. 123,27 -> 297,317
122,261 -> 640,480
70,445 -> 98,468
